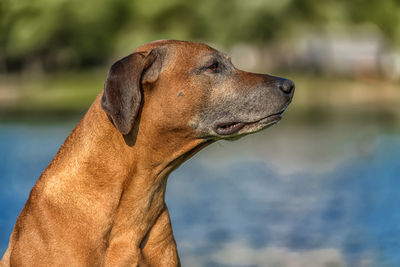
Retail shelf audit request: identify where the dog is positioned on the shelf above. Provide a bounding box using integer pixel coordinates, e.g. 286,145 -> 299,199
1,40 -> 294,266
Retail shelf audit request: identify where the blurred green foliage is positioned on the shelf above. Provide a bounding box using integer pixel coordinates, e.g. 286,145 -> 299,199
1,0 -> 400,72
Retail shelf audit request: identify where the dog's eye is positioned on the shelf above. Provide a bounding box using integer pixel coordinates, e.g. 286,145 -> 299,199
207,62 -> 219,72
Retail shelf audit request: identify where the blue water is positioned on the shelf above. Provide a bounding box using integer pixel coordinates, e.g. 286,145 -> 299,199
1,122 -> 399,266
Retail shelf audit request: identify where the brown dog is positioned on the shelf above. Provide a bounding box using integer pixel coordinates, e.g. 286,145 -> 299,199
1,40 -> 294,266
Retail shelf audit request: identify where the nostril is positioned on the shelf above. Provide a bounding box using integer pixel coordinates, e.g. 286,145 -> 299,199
279,79 -> 295,94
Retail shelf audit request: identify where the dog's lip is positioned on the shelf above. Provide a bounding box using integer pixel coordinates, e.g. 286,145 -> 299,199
215,111 -> 284,136
214,121 -> 246,136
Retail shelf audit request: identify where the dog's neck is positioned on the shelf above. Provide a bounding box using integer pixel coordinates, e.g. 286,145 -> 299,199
39,94 -> 209,260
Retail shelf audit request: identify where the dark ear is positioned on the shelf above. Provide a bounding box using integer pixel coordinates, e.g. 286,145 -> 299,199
101,50 -> 161,135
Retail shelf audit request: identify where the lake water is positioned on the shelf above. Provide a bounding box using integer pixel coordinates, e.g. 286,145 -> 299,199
0,120 -> 399,267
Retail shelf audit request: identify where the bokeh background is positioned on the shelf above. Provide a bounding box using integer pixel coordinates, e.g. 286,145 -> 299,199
1,1 -> 400,266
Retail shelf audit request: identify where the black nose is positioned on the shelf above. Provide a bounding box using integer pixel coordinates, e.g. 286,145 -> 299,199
279,79 -> 295,95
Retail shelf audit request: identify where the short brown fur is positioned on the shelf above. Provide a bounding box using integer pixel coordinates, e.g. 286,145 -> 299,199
1,40 -> 294,266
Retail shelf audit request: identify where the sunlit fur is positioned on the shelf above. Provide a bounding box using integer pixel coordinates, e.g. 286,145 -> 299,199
1,40 -> 293,266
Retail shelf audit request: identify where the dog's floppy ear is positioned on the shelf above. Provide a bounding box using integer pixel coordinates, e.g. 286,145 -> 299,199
101,50 -> 161,135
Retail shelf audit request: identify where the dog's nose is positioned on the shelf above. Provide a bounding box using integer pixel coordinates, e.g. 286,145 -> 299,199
279,79 -> 295,95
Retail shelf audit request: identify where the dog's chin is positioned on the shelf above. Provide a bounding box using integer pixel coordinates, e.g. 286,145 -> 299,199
214,112 -> 283,139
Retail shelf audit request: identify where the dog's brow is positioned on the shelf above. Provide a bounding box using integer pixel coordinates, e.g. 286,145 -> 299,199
196,54 -> 219,68
203,52 -> 228,63
204,51 -> 219,59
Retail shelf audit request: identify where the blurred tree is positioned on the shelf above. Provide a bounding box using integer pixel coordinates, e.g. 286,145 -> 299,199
1,0 -> 400,72
1,0 -> 135,71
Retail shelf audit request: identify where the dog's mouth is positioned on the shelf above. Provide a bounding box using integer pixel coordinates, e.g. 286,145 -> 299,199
215,111 -> 284,136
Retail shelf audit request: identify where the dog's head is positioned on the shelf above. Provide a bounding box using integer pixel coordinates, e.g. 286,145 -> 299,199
102,40 -> 294,141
